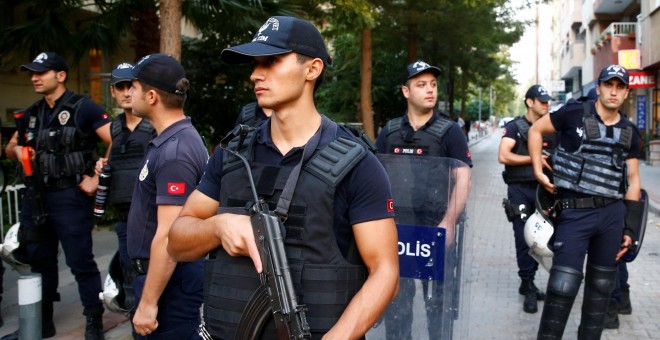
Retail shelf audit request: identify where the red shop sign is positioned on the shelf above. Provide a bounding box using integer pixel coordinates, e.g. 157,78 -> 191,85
629,71 -> 657,88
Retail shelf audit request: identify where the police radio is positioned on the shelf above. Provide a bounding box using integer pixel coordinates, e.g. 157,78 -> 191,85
94,165 -> 112,217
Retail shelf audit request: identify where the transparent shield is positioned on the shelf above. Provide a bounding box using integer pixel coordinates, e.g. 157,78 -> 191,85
367,154 -> 471,340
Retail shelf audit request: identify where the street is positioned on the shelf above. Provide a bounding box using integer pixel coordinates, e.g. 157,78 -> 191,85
0,128 -> 658,339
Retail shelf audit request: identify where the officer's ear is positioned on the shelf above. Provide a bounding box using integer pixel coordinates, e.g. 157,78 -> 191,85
56,70 -> 67,83
401,84 -> 410,99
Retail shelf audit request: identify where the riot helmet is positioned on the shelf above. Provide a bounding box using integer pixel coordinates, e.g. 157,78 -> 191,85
1,223 -> 30,273
524,185 -> 557,258
99,251 -> 129,315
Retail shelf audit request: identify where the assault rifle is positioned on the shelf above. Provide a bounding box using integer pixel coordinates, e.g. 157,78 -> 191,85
21,146 -> 47,226
221,125 -> 311,339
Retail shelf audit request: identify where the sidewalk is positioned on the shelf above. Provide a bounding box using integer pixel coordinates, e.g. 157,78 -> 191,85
0,227 -> 133,340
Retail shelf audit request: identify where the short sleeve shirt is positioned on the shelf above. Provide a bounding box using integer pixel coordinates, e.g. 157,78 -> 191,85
375,112 -> 473,166
127,117 -> 209,259
197,116 -> 394,255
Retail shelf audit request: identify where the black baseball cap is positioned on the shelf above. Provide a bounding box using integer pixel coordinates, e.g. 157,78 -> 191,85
598,64 -> 629,85
110,63 -> 134,85
404,61 -> 441,84
21,52 -> 69,72
131,54 -> 186,94
221,16 -> 331,66
524,85 -> 552,102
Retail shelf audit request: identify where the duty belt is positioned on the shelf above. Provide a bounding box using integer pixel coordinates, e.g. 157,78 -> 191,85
557,196 -> 619,211
131,258 -> 149,275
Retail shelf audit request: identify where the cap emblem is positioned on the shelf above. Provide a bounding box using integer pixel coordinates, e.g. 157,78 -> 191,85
34,53 -> 48,64
254,17 -> 280,43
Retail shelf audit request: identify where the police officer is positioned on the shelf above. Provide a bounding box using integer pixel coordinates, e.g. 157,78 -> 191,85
4,52 -> 111,339
498,84 -> 555,314
168,16 -> 399,339
125,54 -> 207,338
529,64 -> 642,339
95,62 -> 155,315
376,61 -> 472,340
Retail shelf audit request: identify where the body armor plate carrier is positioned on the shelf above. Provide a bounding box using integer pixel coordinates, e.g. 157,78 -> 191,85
502,117 -> 558,184
552,102 -> 632,199
204,123 -> 370,338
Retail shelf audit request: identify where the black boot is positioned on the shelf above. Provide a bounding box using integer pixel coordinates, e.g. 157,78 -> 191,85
618,287 -> 632,314
524,290 -> 538,313
577,264 -> 617,340
84,309 -> 105,340
519,278 -> 546,300
537,266 -> 583,340
603,298 -> 619,329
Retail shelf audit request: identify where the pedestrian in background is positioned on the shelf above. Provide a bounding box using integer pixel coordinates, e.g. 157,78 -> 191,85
3,51 -> 111,340
498,84 -> 556,313
529,64 -> 643,339
125,54 -> 208,338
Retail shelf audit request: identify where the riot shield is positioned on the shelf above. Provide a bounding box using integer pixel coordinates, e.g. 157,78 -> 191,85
367,154 -> 471,340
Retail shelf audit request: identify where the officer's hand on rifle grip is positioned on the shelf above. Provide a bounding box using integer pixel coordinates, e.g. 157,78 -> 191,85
216,213 -> 263,273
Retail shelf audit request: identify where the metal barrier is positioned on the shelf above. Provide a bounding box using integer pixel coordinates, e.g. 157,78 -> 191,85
1,184 -> 24,242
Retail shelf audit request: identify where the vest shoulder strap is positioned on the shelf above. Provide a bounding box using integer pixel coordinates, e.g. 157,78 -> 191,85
425,115 -> 453,141
305,136 -> 367,187
513,117 -> 531,142
618,125 -> 633,149
238,102 -> 258,125
222,129 -> 257,173
338,124 -> 376,153
385,117 -> 403,136
582,101 -> 601,140
110,114 -> 124,140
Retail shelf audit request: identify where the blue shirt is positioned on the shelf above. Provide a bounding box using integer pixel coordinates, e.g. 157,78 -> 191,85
197,116 -> 394,254
127,117 -> 208,259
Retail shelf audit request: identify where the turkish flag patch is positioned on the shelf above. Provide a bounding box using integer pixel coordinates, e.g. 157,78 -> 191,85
387,199 -> 395,212
167,182 -> 186,195
102,113 -> 109,119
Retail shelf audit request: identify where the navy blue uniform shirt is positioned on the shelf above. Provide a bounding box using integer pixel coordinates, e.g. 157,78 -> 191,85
197,116 -> 394,256
375,112 -> 473,166
127,117 -> 208,259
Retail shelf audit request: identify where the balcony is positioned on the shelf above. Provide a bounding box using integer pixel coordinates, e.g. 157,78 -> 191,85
591,22 -> 638,53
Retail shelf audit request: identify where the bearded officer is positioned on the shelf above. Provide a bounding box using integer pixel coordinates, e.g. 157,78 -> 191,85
528,64 -> 642,339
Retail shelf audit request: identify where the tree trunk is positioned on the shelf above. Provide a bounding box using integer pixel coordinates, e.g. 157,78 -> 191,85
360,28 -> 375,140
159,0 -> 182,60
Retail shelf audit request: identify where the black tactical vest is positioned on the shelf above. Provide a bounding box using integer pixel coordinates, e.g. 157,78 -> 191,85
553,103 -> 632,199
502,117 -> 558,184
108,114 -> 155,206
20,91 -> 99,190
384,114 -> 453,156
204,123 -> 370,338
